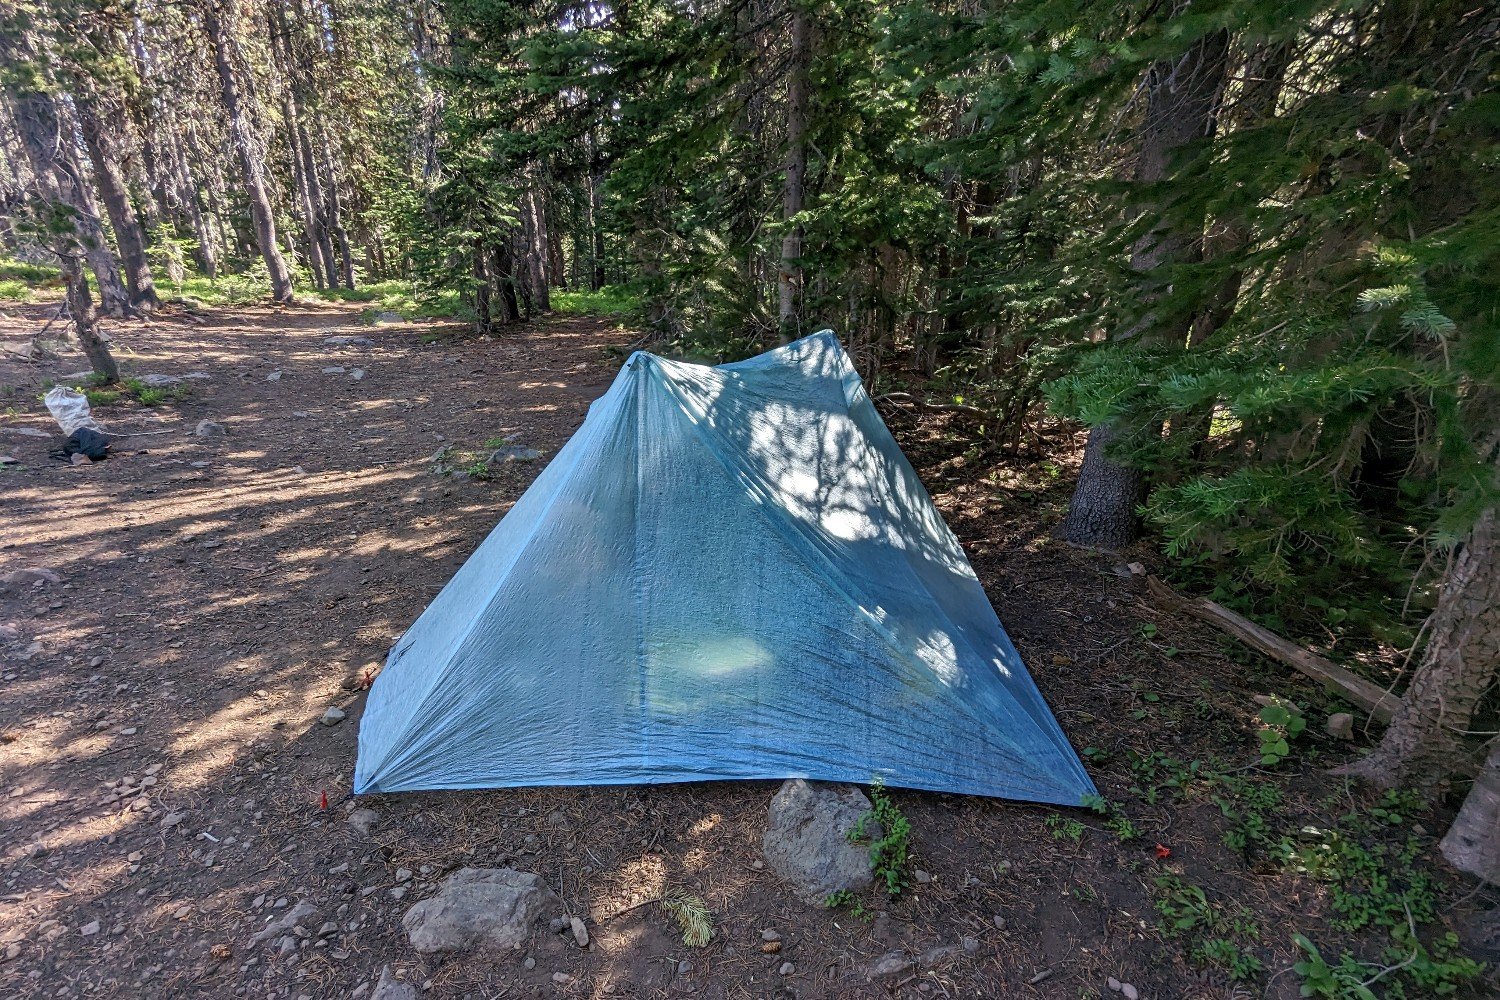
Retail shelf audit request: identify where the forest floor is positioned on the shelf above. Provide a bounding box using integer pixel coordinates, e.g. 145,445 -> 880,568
0,301 -> 1493,1000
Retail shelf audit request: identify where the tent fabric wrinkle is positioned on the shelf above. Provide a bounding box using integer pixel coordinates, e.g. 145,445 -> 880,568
355,330 -> 1096,805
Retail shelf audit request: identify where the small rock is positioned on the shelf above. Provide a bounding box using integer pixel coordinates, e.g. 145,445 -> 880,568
80,920 -> 100,937
552,972 -> 573,985
373,312 -> 405,325
488,444 -> 541,464
778,962 -> 794,976
194,420 -> 225,437
992,915 -> 1007,931
321,707 -> 346,726
868,951 -> 913,978
402,868 -> 559,954
1126,561 -> 1146,575
265,371 -> 282,382
321,366 -> 347,374
913,869 -> 932,884
761,929 -> 781,942
1121,985 -> 1139,1000
961,936 -> 979,953
569,915 -> 589,948
317,922 -> 338,938
522,956 -> 535,971
347,808 -> 378,836
389,887 -> 408,901
4,942 -> 20,960
350,368 -> 366,380
919,944 -> 961,966
161,811 -> 186,830
250,901 -> 317,944
2,568 -> 62,586
371,965 -> 417,1000
324,335 -> 374,347
1326,712 -> 1355,741
677,960 -> 694,976
395,868 -> 413,884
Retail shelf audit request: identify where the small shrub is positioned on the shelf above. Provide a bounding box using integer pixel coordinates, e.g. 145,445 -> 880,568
848,778 -> 911,896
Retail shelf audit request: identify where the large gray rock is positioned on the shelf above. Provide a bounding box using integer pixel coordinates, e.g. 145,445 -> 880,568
762,779 -> 874,904
402,868 -> 559,953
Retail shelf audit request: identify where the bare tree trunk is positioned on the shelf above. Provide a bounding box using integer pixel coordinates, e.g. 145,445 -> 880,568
588,156 -> 605,291
313,115 -> 355,288
1341,471 -> 1499,793
1441,740 -> 1500,885
1061,29 -> 1230,548
521,185 -> 551,313
202,0 -> 294,303
71,91 -> 159,312
59,136 -> 133,318
59,253 -> 117,381
471,243 -> 492,335
777,4 -> 810,342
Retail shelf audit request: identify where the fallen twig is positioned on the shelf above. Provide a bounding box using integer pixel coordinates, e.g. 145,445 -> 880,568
1146,575 -> 1399,722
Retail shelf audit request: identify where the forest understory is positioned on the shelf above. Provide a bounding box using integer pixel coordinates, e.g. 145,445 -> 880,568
0,300 -> 1494,999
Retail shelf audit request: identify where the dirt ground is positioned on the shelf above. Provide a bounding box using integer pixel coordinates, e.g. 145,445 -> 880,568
0,302 -> 1492,999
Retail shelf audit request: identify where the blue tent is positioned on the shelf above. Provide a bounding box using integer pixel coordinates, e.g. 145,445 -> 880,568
355,332 -> 1095,805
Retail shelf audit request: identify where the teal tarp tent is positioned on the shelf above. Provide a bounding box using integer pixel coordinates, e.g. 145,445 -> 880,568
355,332 -> 1095,805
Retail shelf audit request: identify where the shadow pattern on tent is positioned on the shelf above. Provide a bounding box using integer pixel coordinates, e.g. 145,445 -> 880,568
356,332 -> 1096,805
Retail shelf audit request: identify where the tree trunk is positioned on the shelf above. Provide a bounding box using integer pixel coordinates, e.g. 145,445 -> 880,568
2,45 -> 132,344
202,0 -> 294,303
313,115 -> 356,288
1441,740 -> 1500,885
1341,479 -> 1499,793
59,252 -> 117,382
777,4 -> 810,342
471,243 -> 492,336
586,122 -> 606,291
1061,29 -> 1230,548
72,91 -> 159,312
521,186 -> 552,313
59,135 -> 133,318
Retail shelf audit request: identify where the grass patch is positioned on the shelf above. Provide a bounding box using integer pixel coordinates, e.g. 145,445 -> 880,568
310,279 -> 464,322
0,257 -> 62,301
553,284 -> 640,318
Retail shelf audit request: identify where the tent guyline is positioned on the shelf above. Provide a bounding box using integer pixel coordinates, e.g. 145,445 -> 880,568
356,331 -> 1095,806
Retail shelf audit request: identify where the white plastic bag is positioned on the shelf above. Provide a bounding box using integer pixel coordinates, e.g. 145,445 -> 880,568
44,386 -> 103,436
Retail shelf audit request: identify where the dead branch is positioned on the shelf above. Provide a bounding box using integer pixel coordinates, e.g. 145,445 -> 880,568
1147,575 -> 1400,722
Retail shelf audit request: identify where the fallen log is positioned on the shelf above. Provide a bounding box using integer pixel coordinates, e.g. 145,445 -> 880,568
1146,575 -> 1399,723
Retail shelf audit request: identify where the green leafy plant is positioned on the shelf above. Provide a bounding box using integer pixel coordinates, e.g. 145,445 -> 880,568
823,888 -> 870,920
848,778 -> 912,896
1045,813 -> 1085,844
1256,698 -> 1306,765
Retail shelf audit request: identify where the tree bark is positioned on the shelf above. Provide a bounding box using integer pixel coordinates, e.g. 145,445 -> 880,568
521,185 -> 552,312
1441,740 -> 1500,885
201,0 -> 295,303
313,114 -> 355,288
777,4 -> 810,342
1341,476 -> 1499,793
59,252 -> 117,382
71,90 -> 159,311
1061,28 -> 1230,548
